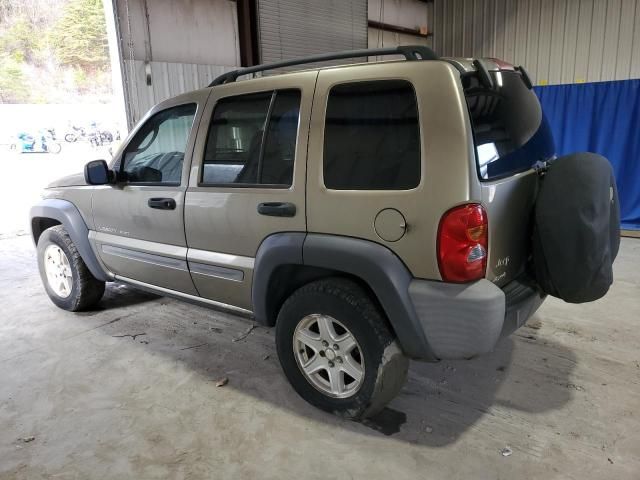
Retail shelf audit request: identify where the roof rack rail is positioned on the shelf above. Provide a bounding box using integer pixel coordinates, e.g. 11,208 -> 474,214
208,45 -> 439,87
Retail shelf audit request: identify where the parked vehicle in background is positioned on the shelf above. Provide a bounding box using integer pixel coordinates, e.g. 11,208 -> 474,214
12,130 -> 61,154
29,46 -> 620,420
65,122 -> 117,146
64,124 -> 86,143
100,131 -> 112,144
88,127 -> 103,147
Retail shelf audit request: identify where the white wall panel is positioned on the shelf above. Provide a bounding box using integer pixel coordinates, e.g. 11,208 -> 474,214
123,60 -> 234,124
588,0 -> 607,82
433,0 -> 640,85
116,0 -> 239,66
632,0 -> 640,78
574,0 -> 593,83
617,0 -> 637,79
111,0 -> 240,127
560,0 -> 579,84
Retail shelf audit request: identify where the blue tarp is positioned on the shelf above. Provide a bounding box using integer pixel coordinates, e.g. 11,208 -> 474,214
534,80 -> 640,230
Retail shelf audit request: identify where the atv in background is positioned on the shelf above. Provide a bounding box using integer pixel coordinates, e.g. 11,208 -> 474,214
11,130 -> 61,154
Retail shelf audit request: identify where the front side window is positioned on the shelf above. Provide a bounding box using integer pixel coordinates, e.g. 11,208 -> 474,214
202,89 -> 301,187
121,103 -> 197,185
323,80 -> 421,190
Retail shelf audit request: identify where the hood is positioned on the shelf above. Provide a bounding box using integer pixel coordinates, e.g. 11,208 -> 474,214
47,172 -> 87,188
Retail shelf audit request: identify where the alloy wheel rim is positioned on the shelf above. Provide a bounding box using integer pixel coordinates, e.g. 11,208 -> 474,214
44,245 -> 73,298
293,314 -> 365,398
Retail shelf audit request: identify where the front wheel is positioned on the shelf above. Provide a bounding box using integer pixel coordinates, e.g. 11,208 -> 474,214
276,278 -> 408,419
37,226 -> 105,311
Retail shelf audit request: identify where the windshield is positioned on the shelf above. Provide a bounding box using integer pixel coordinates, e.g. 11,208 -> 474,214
464,70 -> 555,181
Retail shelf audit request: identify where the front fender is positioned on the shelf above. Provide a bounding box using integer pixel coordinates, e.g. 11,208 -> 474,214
30,199 -> 112,282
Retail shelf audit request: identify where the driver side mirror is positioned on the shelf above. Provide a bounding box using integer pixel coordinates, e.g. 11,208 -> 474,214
84,159 -> 114,185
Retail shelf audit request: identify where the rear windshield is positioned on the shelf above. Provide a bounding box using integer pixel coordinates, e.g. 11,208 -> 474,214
464,70 -> 555,181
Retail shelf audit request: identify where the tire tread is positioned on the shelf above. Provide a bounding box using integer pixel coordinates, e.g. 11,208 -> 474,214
38,225 -> 104,311
276,277 -> 408,419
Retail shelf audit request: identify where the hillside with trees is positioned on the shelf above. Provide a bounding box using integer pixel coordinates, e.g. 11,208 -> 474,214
0,0 -> 112,103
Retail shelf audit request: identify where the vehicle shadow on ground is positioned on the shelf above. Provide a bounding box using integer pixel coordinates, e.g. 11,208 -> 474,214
93,283 -> 577,447
382,331 -> 577,446
76,283 -> 160,316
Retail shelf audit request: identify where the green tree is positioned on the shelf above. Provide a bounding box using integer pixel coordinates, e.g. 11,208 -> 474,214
0,16 -> 41,63
0,55 -> 29,102
50,0 -> 108,72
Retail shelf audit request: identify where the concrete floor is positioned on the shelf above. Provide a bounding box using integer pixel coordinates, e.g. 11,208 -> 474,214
0,235 -> 638,480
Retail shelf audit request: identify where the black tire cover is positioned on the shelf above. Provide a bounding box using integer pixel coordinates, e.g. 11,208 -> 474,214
532,153 -> 620,303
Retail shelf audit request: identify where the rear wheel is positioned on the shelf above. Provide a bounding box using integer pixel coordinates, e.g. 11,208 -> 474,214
37,225 -> 105,311
48,142 -> 62,154
276,278 -> 408,419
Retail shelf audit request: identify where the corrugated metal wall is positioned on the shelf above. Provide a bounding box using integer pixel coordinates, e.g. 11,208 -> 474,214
433,0 -> 640,85
258,0 -> 368,65
124,61 -> 234,124
112,0 -> 240,127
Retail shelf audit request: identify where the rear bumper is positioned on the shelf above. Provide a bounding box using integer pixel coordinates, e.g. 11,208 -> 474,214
408,276 -> 545,360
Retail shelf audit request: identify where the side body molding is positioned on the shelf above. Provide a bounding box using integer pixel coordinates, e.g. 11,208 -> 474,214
252,232 -> 436,360
29,199 -> 112,282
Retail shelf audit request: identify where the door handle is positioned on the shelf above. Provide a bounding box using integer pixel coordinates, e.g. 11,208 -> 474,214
257,202 -> 296,217
148,197 -> 176,210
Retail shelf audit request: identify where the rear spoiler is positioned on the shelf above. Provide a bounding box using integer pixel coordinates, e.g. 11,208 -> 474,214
445,57 -> 533,90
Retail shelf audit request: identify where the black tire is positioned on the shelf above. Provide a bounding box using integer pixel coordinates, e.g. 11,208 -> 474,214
276,278 -> 408,419
37,225 -> 105,311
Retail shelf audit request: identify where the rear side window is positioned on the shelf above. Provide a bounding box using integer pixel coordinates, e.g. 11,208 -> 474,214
323,80 -> 420,190
465,71 -> 555,181
202,89 -> 301,187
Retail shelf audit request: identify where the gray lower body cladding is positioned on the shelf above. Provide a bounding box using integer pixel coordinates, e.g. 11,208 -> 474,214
29,199 -> 112,282
254,233 -> 544,362
409,277 -> 545,360
27,211 -> 541,362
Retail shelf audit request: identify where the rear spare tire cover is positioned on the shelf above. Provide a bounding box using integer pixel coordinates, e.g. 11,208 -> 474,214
532,153 -> 620,303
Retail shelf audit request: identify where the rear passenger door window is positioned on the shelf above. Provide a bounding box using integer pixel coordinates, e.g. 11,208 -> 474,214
202,89 -> 301,187
323,80 -> 420,190
184,75 -> 314,310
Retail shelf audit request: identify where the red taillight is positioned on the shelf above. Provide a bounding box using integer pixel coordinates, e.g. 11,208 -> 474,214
437,204 -> 488,283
